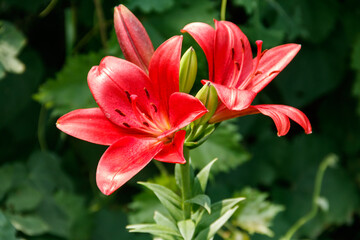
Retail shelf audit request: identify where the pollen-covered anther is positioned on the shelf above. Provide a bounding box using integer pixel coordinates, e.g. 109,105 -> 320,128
115,109 -> 126,116
151,103 -> 158,113
269,70 -> 281,76
125,90 -> 132,103
144,88 -> 150,99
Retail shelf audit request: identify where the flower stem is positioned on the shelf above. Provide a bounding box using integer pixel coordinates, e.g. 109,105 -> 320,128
179,148 -> 192,219
280,154 -> 338,240
220,0 -> 227,21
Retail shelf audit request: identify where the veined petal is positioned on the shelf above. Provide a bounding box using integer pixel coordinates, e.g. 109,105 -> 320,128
223,21 -> 253,86
213,20 -> 236,86
96,136 -> 163,195
168,92 -> 208,130
245,44 -> 301,93
253,104 -> 312,136
182,22 -> 215,82
154,130 -> 186,164
148,36 -> 183,113
206,81 -> 256,111
88,56 -> 155,129
56,108 -> 125,145
114,5 -> 154,73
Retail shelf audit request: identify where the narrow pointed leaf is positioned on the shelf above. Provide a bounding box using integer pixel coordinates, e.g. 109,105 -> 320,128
197,197 -> 245,229
154,211 -> 178,231
139,182 -> 183,221
195,206 -> 239,240
177,219 -> 196,240
186,194 -> 211,214
127,224 -> 181,237
193,158 -> 217,195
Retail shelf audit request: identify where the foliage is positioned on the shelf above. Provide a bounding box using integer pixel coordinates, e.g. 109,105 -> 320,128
1,0 -> 360,239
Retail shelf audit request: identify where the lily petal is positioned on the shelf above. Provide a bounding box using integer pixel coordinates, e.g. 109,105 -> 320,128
88,56 -> 154,129
245,44 -> 301,93
168,92 -> 208,130
114,5 -> 154,73
148,36 -> 183,113
253,104 -> 312,136
56,108 -> 125,145
205,81 -> 256,111
154,130 -> 186,164
96,136 -> 163,195
182,22 -> 215,82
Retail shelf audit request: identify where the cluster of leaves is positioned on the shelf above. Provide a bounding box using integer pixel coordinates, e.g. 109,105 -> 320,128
1,0 -> 360,239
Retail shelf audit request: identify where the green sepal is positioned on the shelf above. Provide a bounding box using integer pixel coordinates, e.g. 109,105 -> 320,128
186,194 -> 212,214
177,219 -> 196,240
185,124 -> 216,149
138,182 -> 183,221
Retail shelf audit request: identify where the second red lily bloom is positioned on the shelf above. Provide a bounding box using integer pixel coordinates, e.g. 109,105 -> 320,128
182,20 -> 312,136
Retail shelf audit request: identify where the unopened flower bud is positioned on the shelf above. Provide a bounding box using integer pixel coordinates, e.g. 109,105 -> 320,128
114,5 -> 154,73
179,47 -> 197,93
194,82 -> 218,125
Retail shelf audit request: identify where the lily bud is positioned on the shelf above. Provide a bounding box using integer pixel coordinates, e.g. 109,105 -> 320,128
114,5 -> 154,73
179,47 -> 197,93
194,82 -> 218,125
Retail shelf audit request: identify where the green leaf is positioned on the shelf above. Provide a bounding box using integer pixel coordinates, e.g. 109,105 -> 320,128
195,206 -> 239,240
154,211 -> 178,231
0,21 -> 26,79
177,219 -> 195,240
233,187 -> 284,237
34,52 -> 101,116
186,194 -> 211,214
0,164 -> 15,200
5,183 -> 43,212
8,214 -> 49,236
197,197 -> 244,229
191,121 -> 250,174
139,182 -> 183,221
0,211 -> 17,240
127,223 -> 181,237
127,0 -> 175,13
193,158 -> 217,195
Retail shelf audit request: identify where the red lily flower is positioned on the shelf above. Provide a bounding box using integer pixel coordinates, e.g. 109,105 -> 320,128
56,36 -> 207,195
114,4 -> 154,74
182,20 -> 312,136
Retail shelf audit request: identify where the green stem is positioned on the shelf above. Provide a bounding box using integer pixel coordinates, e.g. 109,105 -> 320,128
39,0 -> 58,17
179,148 -> 192,219
280,154 -> 337,240
220,0 -> 227,21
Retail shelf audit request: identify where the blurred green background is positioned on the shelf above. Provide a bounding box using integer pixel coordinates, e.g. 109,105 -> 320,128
1,0 -> 360,239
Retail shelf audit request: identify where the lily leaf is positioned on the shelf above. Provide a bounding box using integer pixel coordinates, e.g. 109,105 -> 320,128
154,211 -> 178,231
195,206 -> 239,240
193,158 -> 217,195
0,21 -> 26,79
139,182 -> 183,221
177,219 -> 196,240
186,194 -> 211,214
0,211 -> 17,240
127,223 -> 181,237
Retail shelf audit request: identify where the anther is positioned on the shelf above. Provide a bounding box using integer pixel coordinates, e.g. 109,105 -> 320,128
125,91 -> 132,103
151,103 -> 158,113
144,88 -> 150,99
115,109 -> 126,116
269,70 -> 280,76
